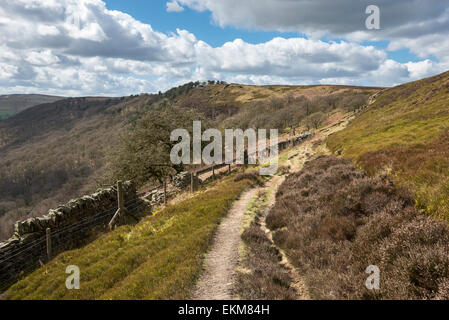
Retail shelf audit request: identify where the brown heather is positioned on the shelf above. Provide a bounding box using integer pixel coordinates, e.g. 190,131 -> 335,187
235,190 -> 297,300
266,155 -> 449,299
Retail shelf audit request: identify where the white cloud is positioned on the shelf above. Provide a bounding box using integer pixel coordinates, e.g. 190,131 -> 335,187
167,1 -> 185,13
37,25 -> 61,36
0,0 -> 446,96
176,0 -> 449,37
196,38 -> 386,80
0,62 -> 18,79
25,50 -> 61,66
405,60 -> 444,80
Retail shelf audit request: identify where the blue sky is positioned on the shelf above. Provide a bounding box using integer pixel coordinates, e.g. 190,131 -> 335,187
105,0 -> 303,47
0,0 -> 447,96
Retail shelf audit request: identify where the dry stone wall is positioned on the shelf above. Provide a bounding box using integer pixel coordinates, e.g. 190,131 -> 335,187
171,171 -> 201,189
0,181 -> 143,291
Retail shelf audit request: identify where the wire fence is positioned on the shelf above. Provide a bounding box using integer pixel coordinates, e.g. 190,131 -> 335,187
0,196 -> 148,292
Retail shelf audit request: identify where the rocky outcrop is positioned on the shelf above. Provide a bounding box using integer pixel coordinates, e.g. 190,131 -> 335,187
144,189 -> 177,206
171,171 -> 201,190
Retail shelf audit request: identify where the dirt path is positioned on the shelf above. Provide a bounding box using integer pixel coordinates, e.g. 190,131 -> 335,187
257,150 -> 312,299
192,188 -> 259,300
192,144 -> 314,300
192,113 -> 353,300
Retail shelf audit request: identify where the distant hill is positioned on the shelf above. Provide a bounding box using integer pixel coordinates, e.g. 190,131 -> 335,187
328,70 -> 449,220
0,94 -> 64,119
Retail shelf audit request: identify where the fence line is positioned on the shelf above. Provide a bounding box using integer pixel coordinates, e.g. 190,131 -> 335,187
0,196 -> 147,264
0,200 -> 149,290
193,132 -> 311,177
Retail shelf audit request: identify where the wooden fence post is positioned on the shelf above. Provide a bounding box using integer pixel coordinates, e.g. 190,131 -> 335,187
191,172 -> 195,193
164,179 -> 167,206
46,228 -> 52,261
195,172 -> 198,192
117,180 -> 124,211
228,164 -> 231,174
109,180 -> 125,230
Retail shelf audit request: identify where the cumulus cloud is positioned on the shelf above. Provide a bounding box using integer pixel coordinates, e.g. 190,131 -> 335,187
0,0 -> 200,95
196,38 -> 386,80
0,0 -> 446,96
0,0 -> 198,62
167,1 -> 185,13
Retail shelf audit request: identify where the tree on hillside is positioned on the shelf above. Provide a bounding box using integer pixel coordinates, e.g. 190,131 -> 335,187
105,106 -> 205,186
303,112 -> 325,130
338,94 -> 368,111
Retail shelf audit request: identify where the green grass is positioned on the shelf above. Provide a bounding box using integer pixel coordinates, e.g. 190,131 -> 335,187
5,175 -> 256,300
327,70 -> 449,220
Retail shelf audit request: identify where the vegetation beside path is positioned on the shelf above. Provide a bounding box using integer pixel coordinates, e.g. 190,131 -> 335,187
5,174 -> 260,300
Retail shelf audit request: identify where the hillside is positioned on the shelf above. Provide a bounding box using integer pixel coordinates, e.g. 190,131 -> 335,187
0,94 -> 64,119
0,94 -> 158,239
172,82 -> 381,130
173,82 -> 381,106
0,105 -> 375,300
3,173 -> 259,300
327,70 -> 449,220
0,83 -> 377,241
6,96 -> 449,299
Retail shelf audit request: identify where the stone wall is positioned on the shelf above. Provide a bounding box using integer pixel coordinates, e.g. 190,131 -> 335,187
144,188 -> 178,206
0,181 -> 145,292
171,171 -> 201,189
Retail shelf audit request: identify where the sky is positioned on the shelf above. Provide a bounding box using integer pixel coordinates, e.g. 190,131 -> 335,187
0,0 -> 448,96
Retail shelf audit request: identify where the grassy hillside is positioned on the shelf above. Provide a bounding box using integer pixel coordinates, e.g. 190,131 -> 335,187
175,83 -> 380,106
5,174 -> 258,300
327,70 -> 449,220
0,94 -> 63,119
172,82 -> 379,133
